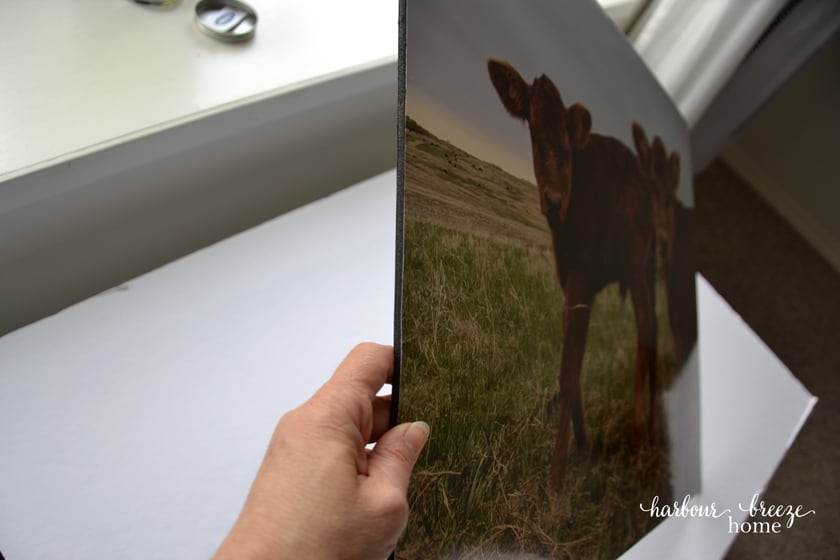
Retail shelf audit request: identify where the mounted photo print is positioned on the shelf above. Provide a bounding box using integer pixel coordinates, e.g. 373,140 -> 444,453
394,0 -> 701,558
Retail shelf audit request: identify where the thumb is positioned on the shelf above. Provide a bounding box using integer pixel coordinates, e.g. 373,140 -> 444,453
367,421 -> 430,490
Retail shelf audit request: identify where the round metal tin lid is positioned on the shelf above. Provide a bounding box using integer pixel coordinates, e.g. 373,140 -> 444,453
131,0 -> 181,7
195,0 -> 257,43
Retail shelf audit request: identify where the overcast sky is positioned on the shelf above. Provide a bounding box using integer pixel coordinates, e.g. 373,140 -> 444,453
404,0 -> 693,203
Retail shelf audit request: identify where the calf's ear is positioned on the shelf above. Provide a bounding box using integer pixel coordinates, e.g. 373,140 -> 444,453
669,152 -> 681,191
568,104 -> 592,150
652,136 -> 668,180
488,58 -> 530,121
632,122 -> 650,167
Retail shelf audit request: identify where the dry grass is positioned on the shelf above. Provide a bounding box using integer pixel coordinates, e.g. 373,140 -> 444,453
404,116 -> 550,252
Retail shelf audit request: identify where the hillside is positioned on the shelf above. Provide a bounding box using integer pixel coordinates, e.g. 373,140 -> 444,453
404,117 -> 551,252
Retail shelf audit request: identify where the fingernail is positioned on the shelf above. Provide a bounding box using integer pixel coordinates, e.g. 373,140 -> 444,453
405,421 -> 430,455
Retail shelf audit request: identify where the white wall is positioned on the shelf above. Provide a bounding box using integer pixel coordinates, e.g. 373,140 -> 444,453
724,37 -> 840,273
0,64 -> 397,336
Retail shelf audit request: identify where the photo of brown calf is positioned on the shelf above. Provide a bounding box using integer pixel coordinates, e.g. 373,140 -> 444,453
488,58 -> 660,491
633,124 -> 699,367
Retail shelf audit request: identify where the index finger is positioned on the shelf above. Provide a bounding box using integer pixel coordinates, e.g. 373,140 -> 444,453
323,342 -> 394,398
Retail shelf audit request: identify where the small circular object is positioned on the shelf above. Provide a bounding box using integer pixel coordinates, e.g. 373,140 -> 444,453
131,0 -> 181,7
195,0 -> 257,43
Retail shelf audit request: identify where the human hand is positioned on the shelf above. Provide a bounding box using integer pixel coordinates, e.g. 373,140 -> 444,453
214,343 -> 429,560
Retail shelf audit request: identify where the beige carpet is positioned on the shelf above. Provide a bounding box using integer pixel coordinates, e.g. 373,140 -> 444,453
692,162 -> 840,559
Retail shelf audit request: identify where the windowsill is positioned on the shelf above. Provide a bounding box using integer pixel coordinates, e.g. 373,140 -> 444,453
0,1 -> 398,335
0,0 -> 397,183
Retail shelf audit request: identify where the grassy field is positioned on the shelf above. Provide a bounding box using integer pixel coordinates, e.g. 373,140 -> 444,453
397,119 -> 680,559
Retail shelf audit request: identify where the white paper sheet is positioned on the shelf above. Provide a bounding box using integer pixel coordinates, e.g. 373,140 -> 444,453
0,171 -> 814,559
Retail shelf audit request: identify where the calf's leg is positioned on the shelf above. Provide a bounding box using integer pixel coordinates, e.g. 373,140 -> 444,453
549,276 -> 594,492
630,261 -> 658,447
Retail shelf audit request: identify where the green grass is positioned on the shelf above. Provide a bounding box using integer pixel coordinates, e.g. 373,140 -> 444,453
398,220 -> 676,559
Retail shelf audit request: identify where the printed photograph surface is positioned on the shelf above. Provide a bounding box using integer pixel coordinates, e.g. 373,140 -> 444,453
396,1 -> 700,558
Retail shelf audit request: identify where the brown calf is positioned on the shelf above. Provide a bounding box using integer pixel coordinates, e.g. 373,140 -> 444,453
632,124 -> 698,367
488,59 -> 659,492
